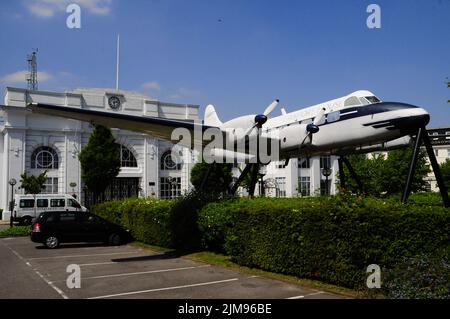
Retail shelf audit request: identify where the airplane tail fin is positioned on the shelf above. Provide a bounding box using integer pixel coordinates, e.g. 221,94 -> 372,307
204,104 -> 223,127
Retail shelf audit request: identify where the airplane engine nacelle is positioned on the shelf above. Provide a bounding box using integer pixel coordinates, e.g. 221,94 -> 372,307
279,124 -> 309,151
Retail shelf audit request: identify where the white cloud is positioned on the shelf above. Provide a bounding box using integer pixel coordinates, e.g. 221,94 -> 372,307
169,87 -> 195,100
0,70 -> 53,84
23,0 -> 112,18
142,81 -> 161,91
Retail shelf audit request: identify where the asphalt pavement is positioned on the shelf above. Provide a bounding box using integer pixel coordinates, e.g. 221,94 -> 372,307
0,237 -> 346,299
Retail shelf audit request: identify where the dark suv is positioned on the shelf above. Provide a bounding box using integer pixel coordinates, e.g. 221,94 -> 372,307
31,211 -> 132,248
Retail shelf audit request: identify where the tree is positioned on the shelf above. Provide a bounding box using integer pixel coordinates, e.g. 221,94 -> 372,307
440,158 -> 450,189
78,125 -> 121,201
190,161 -> 233,195
382,147 -> 430,194
20,170 -> 48,216
341,146 -> 430,196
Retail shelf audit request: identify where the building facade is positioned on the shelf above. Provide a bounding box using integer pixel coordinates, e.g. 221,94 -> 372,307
426,127 -> 450,192
251,156 -> 339,198
0,87 -> 199,218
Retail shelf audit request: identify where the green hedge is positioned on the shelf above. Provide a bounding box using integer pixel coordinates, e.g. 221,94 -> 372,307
198,196 -> 450,292
92,193 -> 450,296
91,193 -> 215,250
92,198 -> 174,248
0,226 -> 31,238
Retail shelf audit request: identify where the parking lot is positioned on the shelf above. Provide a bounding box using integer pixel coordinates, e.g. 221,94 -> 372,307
0,237 -> 345,299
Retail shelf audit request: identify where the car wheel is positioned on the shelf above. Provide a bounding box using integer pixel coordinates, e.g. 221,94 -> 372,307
108,233 -> 121,246
45,236 -> 59,249
23,217 -> 32,226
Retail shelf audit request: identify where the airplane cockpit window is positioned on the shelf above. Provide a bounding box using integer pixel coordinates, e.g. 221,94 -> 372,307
343,96 -> 361,107
326,111 -> 340,123
359,97 -> 370,105
365,96 -> 381,104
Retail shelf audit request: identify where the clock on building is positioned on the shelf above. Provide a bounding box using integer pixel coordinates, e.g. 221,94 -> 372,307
108,96 -> 121,110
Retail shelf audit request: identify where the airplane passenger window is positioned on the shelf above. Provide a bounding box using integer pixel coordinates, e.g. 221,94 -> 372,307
365,96 -> 381,103
344,96 -> 361,107
326,111 -> 340,123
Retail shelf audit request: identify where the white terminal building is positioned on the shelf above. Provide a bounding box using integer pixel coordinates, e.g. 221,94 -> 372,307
0,87 -> 447,218
0,87 -> 201,217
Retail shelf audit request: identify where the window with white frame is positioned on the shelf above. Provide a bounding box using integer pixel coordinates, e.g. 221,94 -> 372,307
31,146 -> 59,169
298,176 -> 310,196
161,150 -> 182,170
160,177 -> 181,199
42,177 -> 58,194
275,177 -> 286,197
118,144 -> 138,167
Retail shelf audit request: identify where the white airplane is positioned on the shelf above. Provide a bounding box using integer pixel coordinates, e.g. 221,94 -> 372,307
29,89 -> 430,159
28,89 -> 431,195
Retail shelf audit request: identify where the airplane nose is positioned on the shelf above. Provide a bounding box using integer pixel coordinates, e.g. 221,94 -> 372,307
395,105 -> 430,131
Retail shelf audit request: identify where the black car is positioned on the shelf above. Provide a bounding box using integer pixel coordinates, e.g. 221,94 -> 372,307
31,211 -> 132,248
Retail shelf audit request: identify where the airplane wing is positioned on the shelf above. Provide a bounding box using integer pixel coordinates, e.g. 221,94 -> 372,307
28,102 -> 216,148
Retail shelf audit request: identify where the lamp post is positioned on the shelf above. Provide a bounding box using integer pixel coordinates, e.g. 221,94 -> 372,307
9,178 -> 17,228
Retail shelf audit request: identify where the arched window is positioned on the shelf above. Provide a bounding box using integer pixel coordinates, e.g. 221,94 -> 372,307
161,150 -> 181,170
31,146 -> 59,169
118,144 -> 138,167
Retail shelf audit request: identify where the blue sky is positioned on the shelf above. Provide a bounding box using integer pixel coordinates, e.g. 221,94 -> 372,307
0,0 -> 449,127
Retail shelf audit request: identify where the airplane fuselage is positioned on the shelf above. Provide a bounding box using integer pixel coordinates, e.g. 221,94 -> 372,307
217,90 -> 430,161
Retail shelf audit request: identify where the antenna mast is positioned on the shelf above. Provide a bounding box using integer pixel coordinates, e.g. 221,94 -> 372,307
27,50 -> 38,91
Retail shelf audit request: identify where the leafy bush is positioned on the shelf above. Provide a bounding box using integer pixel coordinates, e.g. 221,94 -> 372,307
0,226 -> 31,237
199,196 -> 450,291
406,192 -> 450,207
92,192 -> 221,250
92,197 -> 174,247
384,251 -> 450,299
198,198 -> 243,251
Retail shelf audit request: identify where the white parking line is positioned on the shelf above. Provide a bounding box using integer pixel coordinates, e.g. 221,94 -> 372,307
79,261 -> 118,267
50,265 -> 211,283
0,241 -> 68,299
287,295 -> 304,299
89,278 -> 240,299
287,291 -> 325,299
27,251 -> 140,260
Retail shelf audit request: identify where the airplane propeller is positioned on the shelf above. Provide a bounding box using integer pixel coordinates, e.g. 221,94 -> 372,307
303,107 -> 326,144
229,99 -> 279,197
244,99 -> 279,137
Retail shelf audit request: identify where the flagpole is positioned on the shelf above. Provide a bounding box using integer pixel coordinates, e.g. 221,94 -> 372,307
116,34 -> 120,91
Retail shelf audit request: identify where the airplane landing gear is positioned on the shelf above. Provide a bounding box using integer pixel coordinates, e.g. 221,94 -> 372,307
338,156 -> 365,195
402,127 -> 450,207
